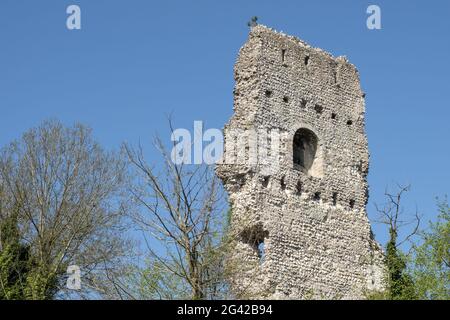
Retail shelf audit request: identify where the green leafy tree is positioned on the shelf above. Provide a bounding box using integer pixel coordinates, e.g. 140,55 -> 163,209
385,228 -> 416,299
0,213 -> 31,299
412,199 -> 449,299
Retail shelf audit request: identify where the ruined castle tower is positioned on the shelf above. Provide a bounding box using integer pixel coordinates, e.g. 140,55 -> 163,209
216,25 -> 386,299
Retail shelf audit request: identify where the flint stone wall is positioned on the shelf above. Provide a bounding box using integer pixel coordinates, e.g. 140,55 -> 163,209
216,25 -> 386,299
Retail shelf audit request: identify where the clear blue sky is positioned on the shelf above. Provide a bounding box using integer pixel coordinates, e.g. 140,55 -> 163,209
1,0 -> 449,246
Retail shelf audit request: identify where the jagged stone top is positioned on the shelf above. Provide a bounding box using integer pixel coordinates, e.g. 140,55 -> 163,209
249,24 -> 351,65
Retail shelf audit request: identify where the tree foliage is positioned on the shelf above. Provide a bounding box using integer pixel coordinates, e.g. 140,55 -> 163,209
385,228 -> 416,299
2,120 -> 448,301
371,186 -> 450,300
411,199 -> 449,299
0,212 -> 32,299
0,120 -> 130,299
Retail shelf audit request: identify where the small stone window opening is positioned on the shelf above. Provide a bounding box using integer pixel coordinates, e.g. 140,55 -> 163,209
304,56 -> 310,65
296,181 -> 302,196
331,113 -> 337,120
347,120 -> 353,126
293,128 -> 318,173
280,176 -> 286,191
265,90 -> 273,98
262,176 -> 270,188
314,104 -> 323,114
313,192 -> 321,201
257,241 -> 265,263
300,98 -> 307,108
283,96 -> 289,103
349,199 -> 356,209
281,49 -> 286,63
332,192 -> 338,206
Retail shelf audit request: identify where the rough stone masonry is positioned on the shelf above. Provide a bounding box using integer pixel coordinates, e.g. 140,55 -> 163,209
216,25 -> 386,299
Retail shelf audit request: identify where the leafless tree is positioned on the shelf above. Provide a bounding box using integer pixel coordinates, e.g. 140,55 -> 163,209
374,184 -> 421,249
0,120 -> 131,299
121,124 -> 230,300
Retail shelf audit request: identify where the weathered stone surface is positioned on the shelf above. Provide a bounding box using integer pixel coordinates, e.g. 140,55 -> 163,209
216,25 -> 386,299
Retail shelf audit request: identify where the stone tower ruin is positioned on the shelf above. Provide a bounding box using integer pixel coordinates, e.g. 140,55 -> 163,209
216,25 -> 386,299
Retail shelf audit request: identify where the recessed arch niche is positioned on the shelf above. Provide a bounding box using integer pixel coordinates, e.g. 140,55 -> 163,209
292,128 -> 323,177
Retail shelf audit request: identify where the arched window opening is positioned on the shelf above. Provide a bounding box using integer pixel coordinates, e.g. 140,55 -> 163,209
293,128 -> 318,173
